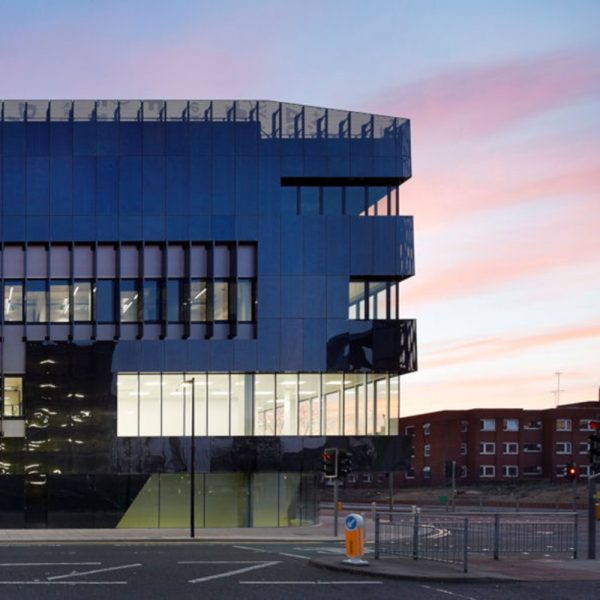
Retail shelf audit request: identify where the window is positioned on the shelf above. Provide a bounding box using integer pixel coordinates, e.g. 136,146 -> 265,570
73,282 -> 92,321
556,442 -> 572,455
580,465 -> 591,478
556,419 -> 571,432
555,464 -> 567,477
580,441 -> 590,454
480,442 -> 495,455
503,442 -> 518,455
348,279 -> 401,320
422,422 -> 430,436
523,465 -> 542,476
423,466 -> 431,480
2,376 -> 23,417
580,419 -> 596,431
26,280 -> 48,322
49,281 -> 70,322
503,465 -> 519,478
213,281 -> 229,321
166,279 -> 183,322
460,442 -> 467,455
143,279 -> 161,322
405,468 -> 415,479
459,465 -> 467,478
524,419 -> 542,430
361,474 -> 372,483
237,279 -> 254,322
424,444 -> 430,457
523,443 -> 542,453
190,280 -> 208,322
479,465 -> 495,478
120,280 -> 140,322
404,425 -> 415,436
480,418 -> 495,431
460,420 -> 468,432
3,281 -> 24,322
347,474 -> 357,483
503,418 -> 519,432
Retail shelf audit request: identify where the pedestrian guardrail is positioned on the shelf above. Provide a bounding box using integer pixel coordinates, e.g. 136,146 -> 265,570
374,509 -> 579,573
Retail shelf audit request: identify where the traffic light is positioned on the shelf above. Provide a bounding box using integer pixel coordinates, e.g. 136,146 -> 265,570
589,422 -> 600,474
339,450 -> 353,476
565,463 -> 578,480
322,448 -> 338,478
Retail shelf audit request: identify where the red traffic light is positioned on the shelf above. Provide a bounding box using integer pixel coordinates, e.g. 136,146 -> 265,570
565,464 -> 578,479
590,421 -> 600,431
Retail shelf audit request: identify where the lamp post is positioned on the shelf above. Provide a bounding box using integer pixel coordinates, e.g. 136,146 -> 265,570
182,377 -> 196,538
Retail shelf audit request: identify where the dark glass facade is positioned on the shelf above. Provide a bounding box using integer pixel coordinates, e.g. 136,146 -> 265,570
0,100 -> 416,528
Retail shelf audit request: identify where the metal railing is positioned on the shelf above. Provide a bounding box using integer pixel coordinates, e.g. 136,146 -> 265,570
374,508 -> 579,573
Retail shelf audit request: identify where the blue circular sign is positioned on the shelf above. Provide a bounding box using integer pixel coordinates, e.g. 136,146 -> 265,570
345,515 -> 357,531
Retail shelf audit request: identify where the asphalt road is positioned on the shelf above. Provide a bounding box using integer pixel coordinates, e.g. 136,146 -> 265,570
0,541 -> 597,600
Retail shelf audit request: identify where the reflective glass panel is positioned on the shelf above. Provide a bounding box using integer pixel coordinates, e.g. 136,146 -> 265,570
73,281 -> 92,321
167,279 -> 183,322
389,376 -> 400,434
143,279 -> 160,322
49,281 -> 70,322
323,374 -> 342,435
357,381 -> 366,434
120,279 -> 140,322
300,187 -> 320,215
26,280 -> 48,322
343,375 -> 357,435
348,281 -> 366,320
190,280 -> 208,322
95,280 -> 115,323
346,187 -> 365,215
4,281 -> 23,322
366,375 -> 375,435
237,279 -> 253,322
375,375 -> 388,435
323,187 -> 342,215
254,373 -> 275,435
214,281 -> 229,321
230,373 -> 251,436
299,373 -> 320,435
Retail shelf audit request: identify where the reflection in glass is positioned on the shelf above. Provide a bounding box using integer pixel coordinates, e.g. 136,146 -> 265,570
95,280 -> 115,323
298,374 -> 320,435
190,280 -> 208,322
3,376 -> 23,417
214,281 -> 229,321
73,282 -> 92,321
50,281 -> 70,322
237,280 -> 253,322
389,376 -> 400,434
255,374 -> 275,435
375,375 -> 388,435
369,281 -> 387,320
120,280 -> 139,322
26,280 -> 48,322
4,281 -> 23,322
348,281 -> 365,319
344,374 -> 361,435
366,374 -> 376,435
167,279 -> 183,322
143,280 -> 160,322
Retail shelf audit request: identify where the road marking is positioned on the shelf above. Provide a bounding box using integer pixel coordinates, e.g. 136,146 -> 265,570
240,581 -> 383,585
189,561 -> 279,583
0,563 -> 101,567
279,552 -> 309,560
47,563 -> 141,581
0,581 -> 127,585
233,545 -> 268,553
179,561 -> 269,564
420,585 -> 479,600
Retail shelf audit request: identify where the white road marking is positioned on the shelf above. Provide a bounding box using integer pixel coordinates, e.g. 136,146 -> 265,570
279,552 -> 309,560
179,561 -> 269,564
0,562 -> 101,567
240,581 -> 383,585
47,563 -> 141,581
233,545 -> 268,553
420,585 -> 479,600
189,560 -> 280,583
0,581 -> 127,585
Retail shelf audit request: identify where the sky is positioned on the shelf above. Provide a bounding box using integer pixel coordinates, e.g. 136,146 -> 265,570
1,0 -> 598,416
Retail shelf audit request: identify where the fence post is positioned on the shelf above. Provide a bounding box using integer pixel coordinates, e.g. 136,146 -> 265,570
573,512 -> 578,560
412,510 -> 420,560
374,513 -> 380,560
463,517 -> 469,573
493,513 -> 500,560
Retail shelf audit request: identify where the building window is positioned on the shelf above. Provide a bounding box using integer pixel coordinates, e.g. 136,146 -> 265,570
3,281 -> 24,322
556,419 -> 571,432
524,419 -> 542,430
580,441 -> 590,454
555,464 -> 567,477
503,418 -> 519,432
361,474 -> 372,483
26,280 -> 48,322
423,466 -> 431,480
404,425 -> 415,436
166,279 -> 183,322
460,420 -> 468,432
2,376 -> 23,417
460,465 -> 467,478
480,418 -> 495,432
480,442 -> 496,455
236,279 -> 254,322
120,280 -> 140,323
580,465 -> 591,478
405,468 -> 415,479
503,442 -> 518,455
479,465 -> 495,478
422,422 -> 430,436
190,280 -> 208,322
556,442 -> 572,455
49,281 -> 70,322
143,280 -> 161,322
580,419 -> 596,432
503,465 -> 519,478
95,280 -> 116,323
348,279 -> 401,320
460,442 -> 467,455
523,465 -> 542,476
73,282 -> 93,321
424,444 -> 430,457
523,443 -> 542,453
347,474 -> 357,483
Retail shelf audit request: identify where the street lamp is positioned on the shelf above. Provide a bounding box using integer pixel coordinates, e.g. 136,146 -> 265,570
181,377 -> 196,538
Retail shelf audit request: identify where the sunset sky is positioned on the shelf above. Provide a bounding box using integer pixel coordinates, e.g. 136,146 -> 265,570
1,0 -> 598,416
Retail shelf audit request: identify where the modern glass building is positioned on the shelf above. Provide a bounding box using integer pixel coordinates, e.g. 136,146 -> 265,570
0,100 -> 416,528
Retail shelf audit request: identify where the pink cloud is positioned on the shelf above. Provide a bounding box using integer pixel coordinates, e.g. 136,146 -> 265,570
369,49 -> 600,139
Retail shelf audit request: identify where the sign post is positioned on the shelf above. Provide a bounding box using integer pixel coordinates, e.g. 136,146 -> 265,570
343,513 -> 368,566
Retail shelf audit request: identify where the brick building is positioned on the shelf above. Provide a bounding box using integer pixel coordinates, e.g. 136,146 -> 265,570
397,400 -> 600,487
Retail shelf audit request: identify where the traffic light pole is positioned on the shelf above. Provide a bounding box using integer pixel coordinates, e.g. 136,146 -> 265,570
333,478 -> 339,537
588,472 -> 599,560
